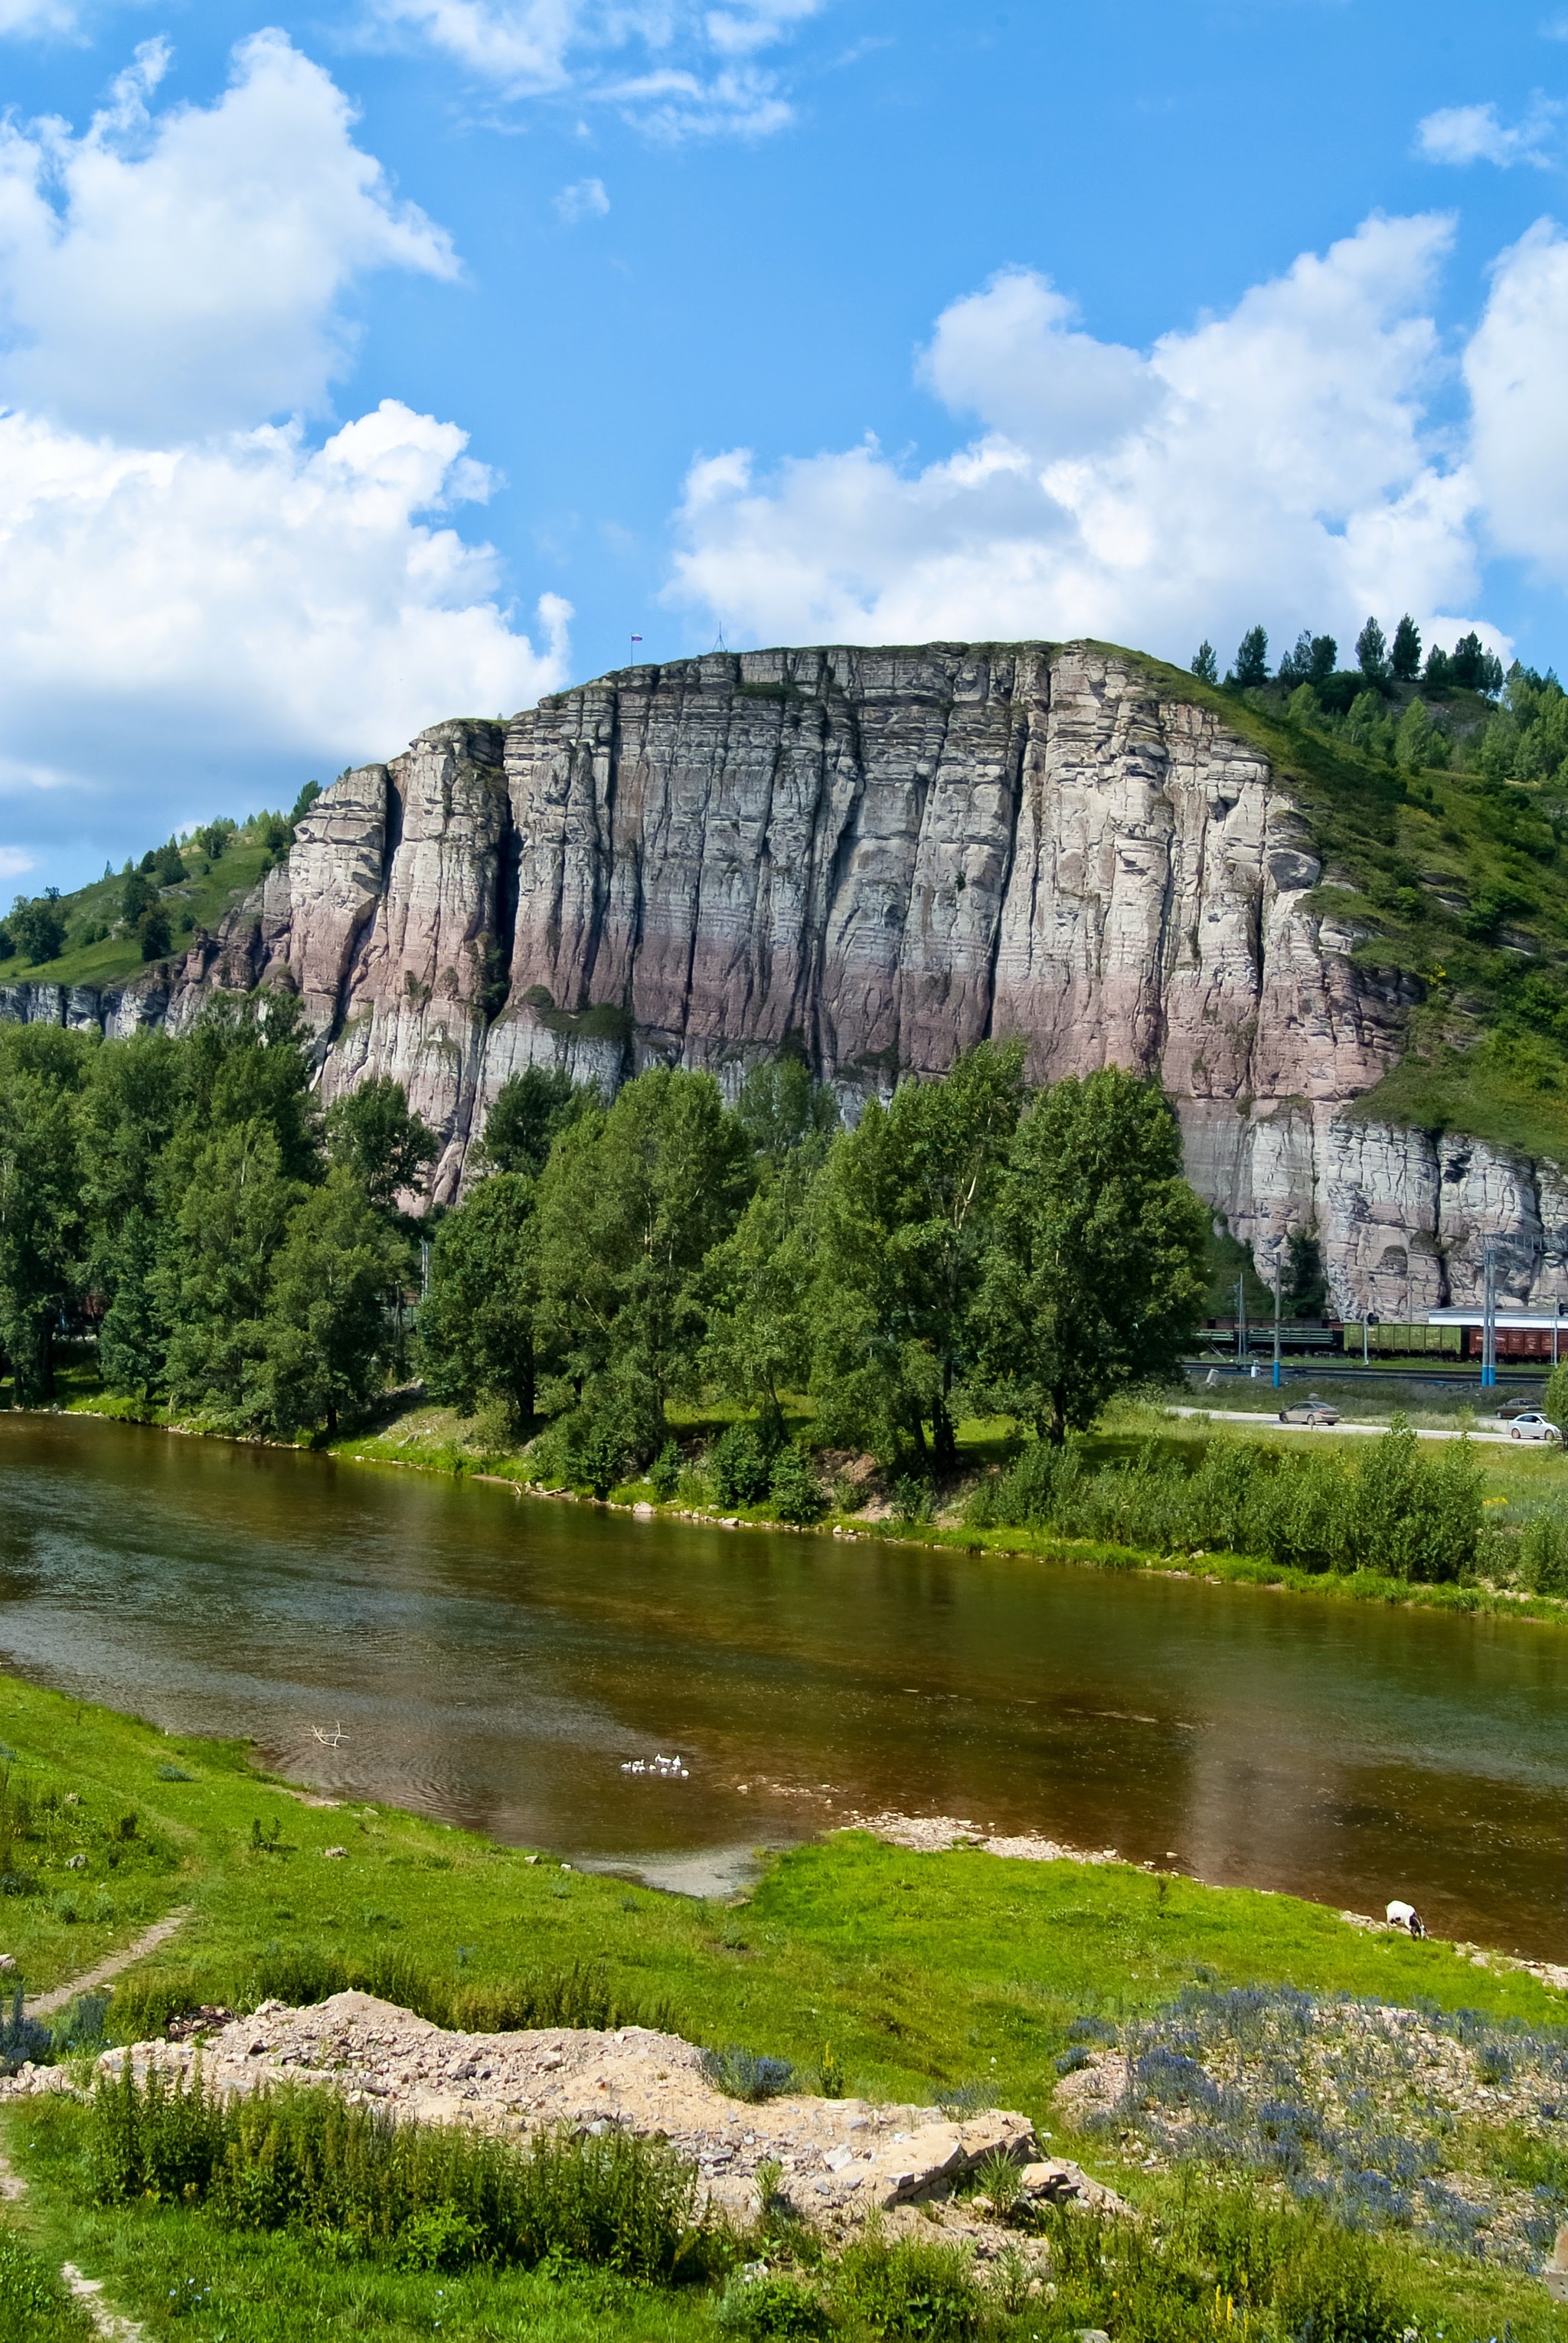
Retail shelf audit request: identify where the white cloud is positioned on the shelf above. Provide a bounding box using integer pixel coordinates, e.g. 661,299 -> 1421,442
1416,96 -> 1563,168
0,0 -> 80,31
0,31 -> 457,440
369,0 -> 828,134
0,848 -> 34,879
554,174 -> 609,221
1466,217 -> 1568,576
667,214 -> 1487,668
0,37 -> 570,878
0,400 -> 569,855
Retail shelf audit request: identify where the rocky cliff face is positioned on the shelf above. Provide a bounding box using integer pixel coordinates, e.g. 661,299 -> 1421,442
5,640 -> 1565,1317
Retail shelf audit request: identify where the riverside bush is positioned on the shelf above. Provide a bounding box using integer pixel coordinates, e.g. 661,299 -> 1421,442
710,1423 -> 780,1508
86,2063 -> 728,2281
966,1422 -> 1484,1581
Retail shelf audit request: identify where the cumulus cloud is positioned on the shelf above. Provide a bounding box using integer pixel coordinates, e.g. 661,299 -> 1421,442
0,38 -> 569,880
1416,95 -> 1563,168
1466,217 -> 1568,574
554,174 -> 609,221
667,214 -> 1486,666
0,402 -> 569,863
369,0 -> 829,134
0,32 -> 456,440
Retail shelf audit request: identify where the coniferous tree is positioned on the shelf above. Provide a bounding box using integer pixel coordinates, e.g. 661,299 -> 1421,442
1356,617 -> 1389,681
1232,628 -> 1269,688
1191,642 -> 1218,685
1390,614 -> 1422,681
1308,634 -> 1338,685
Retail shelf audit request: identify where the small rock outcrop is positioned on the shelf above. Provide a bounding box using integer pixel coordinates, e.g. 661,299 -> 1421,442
11,1991 -> 1122,2242
4,639 -> 1563,1315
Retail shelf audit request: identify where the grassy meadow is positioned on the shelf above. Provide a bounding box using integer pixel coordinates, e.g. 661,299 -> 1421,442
0,1669 -> 1566,2335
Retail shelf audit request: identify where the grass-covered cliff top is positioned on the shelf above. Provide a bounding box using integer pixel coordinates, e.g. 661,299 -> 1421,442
0,789 -> 318,992
10,643 -> 1568,1166
1128,642 -> 1568,1167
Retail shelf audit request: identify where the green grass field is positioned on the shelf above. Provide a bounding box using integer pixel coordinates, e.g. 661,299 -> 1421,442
1,1668 -> 1567,2337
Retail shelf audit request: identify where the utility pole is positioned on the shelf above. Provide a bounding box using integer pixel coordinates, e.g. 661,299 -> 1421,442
1481,1239 -> 1498,1390
1272,1248 -> 1282,1390
1236,1276 -> 1246,1368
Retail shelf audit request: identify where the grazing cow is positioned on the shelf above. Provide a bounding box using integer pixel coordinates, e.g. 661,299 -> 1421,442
1386,1900 -> 1425,1937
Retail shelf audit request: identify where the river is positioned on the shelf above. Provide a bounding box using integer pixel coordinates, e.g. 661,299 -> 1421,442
2,1413 -> 1565,1954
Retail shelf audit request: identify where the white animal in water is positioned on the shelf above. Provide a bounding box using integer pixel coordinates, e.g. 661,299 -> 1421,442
1386,1899 -> 1425,1937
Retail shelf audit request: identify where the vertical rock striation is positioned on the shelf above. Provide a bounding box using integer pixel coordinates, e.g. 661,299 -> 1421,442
6,640 -> 1566,1315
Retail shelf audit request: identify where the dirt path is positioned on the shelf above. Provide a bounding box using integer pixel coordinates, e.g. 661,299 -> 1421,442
25,1906 -> 191,2016
0,2144 -> 144,2340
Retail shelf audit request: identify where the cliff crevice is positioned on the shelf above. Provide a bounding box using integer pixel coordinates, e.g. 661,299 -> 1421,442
6,639 -> 1566,1319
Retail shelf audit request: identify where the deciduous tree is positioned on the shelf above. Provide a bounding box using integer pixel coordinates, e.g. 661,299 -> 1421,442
973,1067 -> 1208,1443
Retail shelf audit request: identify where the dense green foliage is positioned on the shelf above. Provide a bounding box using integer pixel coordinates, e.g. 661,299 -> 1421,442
969,1420 -> 1485,1581
0,998 -> 420,1427
0,1000 -> 1205,1466
420,1044 -> 1207,1486
86,2063 -> 727,2282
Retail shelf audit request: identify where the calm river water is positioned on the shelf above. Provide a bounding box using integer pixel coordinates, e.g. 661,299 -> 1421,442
2,1413 -> 1566,1953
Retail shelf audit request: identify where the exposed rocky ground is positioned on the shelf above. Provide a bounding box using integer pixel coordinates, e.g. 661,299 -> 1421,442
1056,1982 -> 1568,2267
2,1991 -> 1122,2256
1,639 -> 1556,1315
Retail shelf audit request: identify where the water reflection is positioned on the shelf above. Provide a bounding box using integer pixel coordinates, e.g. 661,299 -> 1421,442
1,1413 -> 1566,1954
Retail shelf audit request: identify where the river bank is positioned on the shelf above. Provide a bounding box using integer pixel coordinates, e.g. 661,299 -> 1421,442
36,1375 -> 1568,1637
0,1668 -> 1566,2340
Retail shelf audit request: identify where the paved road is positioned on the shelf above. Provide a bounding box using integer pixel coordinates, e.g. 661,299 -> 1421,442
1168,1406 -> 1552,1447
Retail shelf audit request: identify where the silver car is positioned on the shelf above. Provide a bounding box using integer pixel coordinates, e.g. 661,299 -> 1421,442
1508,1412 -> 1563,1443
1278,1400 -> 1341,1427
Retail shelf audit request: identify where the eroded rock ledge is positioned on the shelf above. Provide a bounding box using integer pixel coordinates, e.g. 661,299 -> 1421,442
3,639 -> 1563,1316
5,1990 -> 1123,2249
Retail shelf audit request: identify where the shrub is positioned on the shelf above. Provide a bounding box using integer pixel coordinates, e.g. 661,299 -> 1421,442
86,2064 -> 728,2281
830,2238 -> 982,2341
891,1475 -> 932,1524
107,1969 -> 204,2045
648,1441 -> 682,1501
1272,2230 -> 1403,2343
769,1444 -> 825,1524
1520,1512 -> 1568,1595
449,1960 -> 671,2036
0,1986 -> 52,2074
701,2045 -> 798,2103
717,2271 -> 831,2339
710,1423 -> 779,1508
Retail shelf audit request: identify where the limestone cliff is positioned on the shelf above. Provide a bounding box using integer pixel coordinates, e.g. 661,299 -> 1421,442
5,640 -> 1564,1317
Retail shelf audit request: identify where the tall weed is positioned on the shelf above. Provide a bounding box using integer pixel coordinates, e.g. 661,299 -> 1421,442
966,1421 -> 1484,1582
87,2062 -> 728,2281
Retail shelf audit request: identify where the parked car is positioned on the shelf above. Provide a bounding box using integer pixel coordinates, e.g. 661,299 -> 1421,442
1278,1399 -> 1341,1426
1508,1412 -> 1563,1443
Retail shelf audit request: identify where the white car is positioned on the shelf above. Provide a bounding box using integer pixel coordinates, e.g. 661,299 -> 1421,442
1508,1412 -> 1563,1443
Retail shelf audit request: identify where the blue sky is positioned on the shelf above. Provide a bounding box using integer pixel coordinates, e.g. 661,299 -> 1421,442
2,0 -> 1567,885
